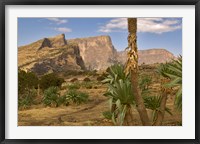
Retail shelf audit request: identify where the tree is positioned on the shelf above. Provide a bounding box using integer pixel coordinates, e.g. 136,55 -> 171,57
157,56 -> 182,111
18,69 -> 38,94
39,73 -> 65,91
103,64 -> 135,125
124,18 -> 151,126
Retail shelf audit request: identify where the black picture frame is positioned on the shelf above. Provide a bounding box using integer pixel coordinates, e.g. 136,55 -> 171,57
0,0 -> 199,143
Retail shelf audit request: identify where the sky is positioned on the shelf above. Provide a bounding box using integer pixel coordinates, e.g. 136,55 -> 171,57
18,18 -> 182,56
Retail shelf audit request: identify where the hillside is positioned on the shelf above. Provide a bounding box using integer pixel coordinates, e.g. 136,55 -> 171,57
18,34 -> 85,75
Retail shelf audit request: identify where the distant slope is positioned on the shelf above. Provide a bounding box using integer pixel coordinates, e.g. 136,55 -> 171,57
118,49 -> 176,65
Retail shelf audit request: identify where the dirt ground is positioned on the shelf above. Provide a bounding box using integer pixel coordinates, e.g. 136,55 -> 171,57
18,73 -> 182,126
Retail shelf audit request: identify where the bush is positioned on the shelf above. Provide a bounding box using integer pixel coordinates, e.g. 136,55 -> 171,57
70,78 -> 78,82
139,74 -> 152,91
81,82 -> 93,89
102,64 -> 128,84
42,87 -> 69,107
83,77 -> 91,82
65,90 -> 89,105
39,73 -> 65,90
85,70 -> 98,76
157,56 -> 182,111
43,86 -> 60,107
57,95 -> 69,106
18,88 -> 37,109
18,69 -> 38,94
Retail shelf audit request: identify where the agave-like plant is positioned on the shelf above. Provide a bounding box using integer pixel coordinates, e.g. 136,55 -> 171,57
65,90 -> 89,105
43,86 -> 60,107
104,79 -> 135,125
157,56 -> 182,111
102,64 -> 128,85
105,79 -> 134,104
143,96 -> 172,122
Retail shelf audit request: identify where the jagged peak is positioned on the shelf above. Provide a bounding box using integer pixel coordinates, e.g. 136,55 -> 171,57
38,38 -> 52,50
37,34 -> 67,50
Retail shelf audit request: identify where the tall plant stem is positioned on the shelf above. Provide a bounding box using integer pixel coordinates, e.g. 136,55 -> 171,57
153,89 -> 167,126
153,79 -> 169,126
126,18 -> 150,126
124,105 -> 134,125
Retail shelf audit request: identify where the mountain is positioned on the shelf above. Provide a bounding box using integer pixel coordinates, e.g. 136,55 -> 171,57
68,36 -> 118,70
18,34 -> 85,75
18,34 -> 176,75
118,49 -> 175,65
68,35 -> 175,69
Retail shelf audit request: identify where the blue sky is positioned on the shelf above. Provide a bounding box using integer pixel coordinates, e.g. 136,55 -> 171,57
18,18 -> 182,56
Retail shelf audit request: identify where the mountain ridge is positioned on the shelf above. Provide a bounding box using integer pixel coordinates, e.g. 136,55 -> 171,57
18,34 -> 176,74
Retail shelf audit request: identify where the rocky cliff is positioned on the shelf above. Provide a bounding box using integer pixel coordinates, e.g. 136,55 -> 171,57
69,35 -> 176,69
68,36 -> 118,70
18,34 -> 176,74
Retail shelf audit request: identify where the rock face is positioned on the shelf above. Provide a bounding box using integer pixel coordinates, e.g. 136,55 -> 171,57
38,38 -> 52,50
117,49 -> 175,65
38,34 -> 67,50
18,34 -> 85,75
138,49 -> 175,64
69,36 -> 118,70
69,35 -> 176,69
18,34 -> 176,75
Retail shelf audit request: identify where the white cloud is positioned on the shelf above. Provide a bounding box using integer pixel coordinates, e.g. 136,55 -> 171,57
99,18 -> 127,33
98,18 -> 182,34
45,18 -> 68,25
54,27 -> 72,33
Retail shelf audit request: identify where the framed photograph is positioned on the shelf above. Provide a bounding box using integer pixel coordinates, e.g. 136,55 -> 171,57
0,0 -> 199,143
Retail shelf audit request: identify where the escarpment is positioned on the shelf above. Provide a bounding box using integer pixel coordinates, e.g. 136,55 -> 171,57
18,34 -> 176,75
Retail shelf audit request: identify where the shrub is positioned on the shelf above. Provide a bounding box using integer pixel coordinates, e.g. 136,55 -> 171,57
157,56 -> 182,111
139,74 -> 152,91
18,88 -> 37,109
103,64 -> 135,125
18,69 -> 38,94
43,86 -> 60,107
65,90 -> 89,105
43,86 -> 69,107
83,77 -> 91,82
143,96 -> 172,122
39,73 -> 65,90
70,78 -> 78,82
57,95 -> 69,106
67,82 -> 81,90
102,64 -> 128,84
81,82 -> 93,89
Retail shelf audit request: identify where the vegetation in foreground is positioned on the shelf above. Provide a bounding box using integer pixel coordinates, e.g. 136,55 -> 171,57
18,58 -> 182,126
